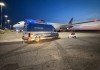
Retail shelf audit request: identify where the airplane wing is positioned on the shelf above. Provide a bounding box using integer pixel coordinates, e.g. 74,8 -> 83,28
60,19 -> 100,28
73,19 -> 100,24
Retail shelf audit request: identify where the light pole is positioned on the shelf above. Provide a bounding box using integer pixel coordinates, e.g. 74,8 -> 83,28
10,25 -> 11,29
4,15 -> 8,28
7,19 -> 10,29
0,2 -> 5,28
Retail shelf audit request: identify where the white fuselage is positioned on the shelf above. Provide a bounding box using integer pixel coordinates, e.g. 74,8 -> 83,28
13,21 -> 66,31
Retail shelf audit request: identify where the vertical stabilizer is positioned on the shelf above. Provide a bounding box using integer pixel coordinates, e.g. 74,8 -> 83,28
68,18 -> 73,24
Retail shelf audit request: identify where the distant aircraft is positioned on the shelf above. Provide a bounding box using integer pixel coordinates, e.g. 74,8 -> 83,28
48,18 -> 100,31
47,18 -> 73,31
13,18 -> 100,31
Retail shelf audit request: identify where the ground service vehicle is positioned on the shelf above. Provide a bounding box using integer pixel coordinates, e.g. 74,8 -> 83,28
22,19 -> 59,42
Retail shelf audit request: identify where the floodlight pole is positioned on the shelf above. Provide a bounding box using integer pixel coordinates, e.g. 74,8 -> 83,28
0,5 -> 3,28
0,2 -> 5,29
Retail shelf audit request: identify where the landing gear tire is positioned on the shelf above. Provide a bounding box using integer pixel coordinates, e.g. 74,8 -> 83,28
54,36 -> 59,39
74,36 -> 77,38
35,37 -> 40,42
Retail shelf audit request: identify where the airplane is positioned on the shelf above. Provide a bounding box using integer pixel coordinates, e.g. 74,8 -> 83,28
47,18 -> 74,31
48,18 -> 100,31
13,18 -> 100,32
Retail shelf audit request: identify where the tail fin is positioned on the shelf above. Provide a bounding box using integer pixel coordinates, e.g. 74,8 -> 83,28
68,18 -> 73,24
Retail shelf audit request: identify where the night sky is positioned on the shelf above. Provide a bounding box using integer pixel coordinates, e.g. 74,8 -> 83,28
1,0 -> 100,25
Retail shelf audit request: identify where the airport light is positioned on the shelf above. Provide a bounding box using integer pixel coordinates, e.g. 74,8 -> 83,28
7,19 -> 10,23
4,15 -> 8,28
4,15 -> 8,18
7,19 -> 10,29
10,25 -> 11,29
0,2 -> 5,28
